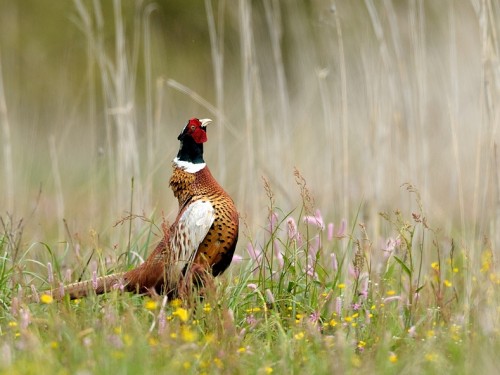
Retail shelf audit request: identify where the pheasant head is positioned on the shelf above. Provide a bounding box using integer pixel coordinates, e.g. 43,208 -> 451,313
174,118 -> 212,173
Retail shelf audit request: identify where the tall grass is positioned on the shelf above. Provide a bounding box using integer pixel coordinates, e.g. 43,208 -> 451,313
0,0 -> 500,373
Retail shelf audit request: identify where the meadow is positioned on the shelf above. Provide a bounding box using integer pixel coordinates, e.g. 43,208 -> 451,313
1,1 -> 499,373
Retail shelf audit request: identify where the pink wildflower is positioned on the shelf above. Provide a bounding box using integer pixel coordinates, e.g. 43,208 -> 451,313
305,255 -> 318,279
265,289 -> 275,304
268,211 -> 279,233
232,254 -> 243,264
309,311 -> 320,324
286,217 -> 303,246
92,271 -> 98,290
246,243 -> 262,262
47,262 -> 53,283
359,277 -> 369,299
335,297 -> 343,316
274,240 -> 284,269
327,223 -> 334,241
20,308 -> 30,330
308,235 -> 321,260
383,237 -> 401,256
30,285 -> 39,303
303,209 -> 325,230
246,314 -> 257,326
336,219 -> 347,238
383,295 -> 402,303
331,253 -> 338,272
64,268 -> 72,283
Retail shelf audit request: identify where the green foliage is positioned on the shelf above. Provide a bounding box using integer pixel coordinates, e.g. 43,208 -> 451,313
1,184 -> 499,374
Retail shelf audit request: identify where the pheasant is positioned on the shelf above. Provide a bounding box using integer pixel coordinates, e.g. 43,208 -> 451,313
46,118 -> 239,300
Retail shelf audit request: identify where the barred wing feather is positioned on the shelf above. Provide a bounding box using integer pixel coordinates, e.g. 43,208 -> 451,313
172,200 -> 215,273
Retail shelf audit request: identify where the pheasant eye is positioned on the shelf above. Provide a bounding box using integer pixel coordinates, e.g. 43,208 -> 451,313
190,125 -> 196,131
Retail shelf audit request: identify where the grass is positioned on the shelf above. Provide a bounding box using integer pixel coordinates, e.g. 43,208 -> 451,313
1,0 -> 500,374
1,179 -> 499,374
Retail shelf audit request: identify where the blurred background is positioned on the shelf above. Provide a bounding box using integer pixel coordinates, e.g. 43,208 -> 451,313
0,1 -> 499,262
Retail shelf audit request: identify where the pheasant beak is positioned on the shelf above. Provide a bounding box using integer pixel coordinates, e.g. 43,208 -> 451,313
199,118 -> 212,128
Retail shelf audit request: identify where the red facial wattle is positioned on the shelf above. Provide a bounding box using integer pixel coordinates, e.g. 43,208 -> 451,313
188,118 -> 208,144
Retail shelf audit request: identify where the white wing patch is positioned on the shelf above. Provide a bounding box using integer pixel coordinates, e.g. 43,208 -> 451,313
171,200 -> 215,274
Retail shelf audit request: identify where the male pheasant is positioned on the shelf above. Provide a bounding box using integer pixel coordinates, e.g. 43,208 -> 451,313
48,118 -> 239,299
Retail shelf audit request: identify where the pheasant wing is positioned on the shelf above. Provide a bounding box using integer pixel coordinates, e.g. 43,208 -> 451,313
171,200 -> 215,275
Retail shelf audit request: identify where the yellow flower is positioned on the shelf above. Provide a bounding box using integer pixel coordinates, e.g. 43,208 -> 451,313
144,300 -> 158,310
265,367 -> 273,374
386,290 -> 396,296
431,262 -> 439,271
50,341 -> 59,349
245,307 -> 261,313
181,326 -> 197,342
40,294 -> 54,304
444,280 -> 452,287
294,332 -> 305,340
112,351 -> 124,359
203,303 -> 212,312
344,316 -> 352,323
148,337 -> 159,346
329,319 -> 337,327
123,334 -> 133,347
213,357 -> 223,369
338,283 -> 346,289
453,267 -> 459,273
237,347 -> 247,353
357,340 -> 366,348
173,307 -> 189,322
182,361 -> 191,370
350,354 -> 361,368
170,298 -> 182,307
389,353 -> 398,363
8,321 -> 17,327
481,249 -> 493,273
425,353 -> 437,362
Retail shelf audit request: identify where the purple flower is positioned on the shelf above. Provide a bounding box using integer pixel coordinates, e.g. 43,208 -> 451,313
309,311 -> 320,324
